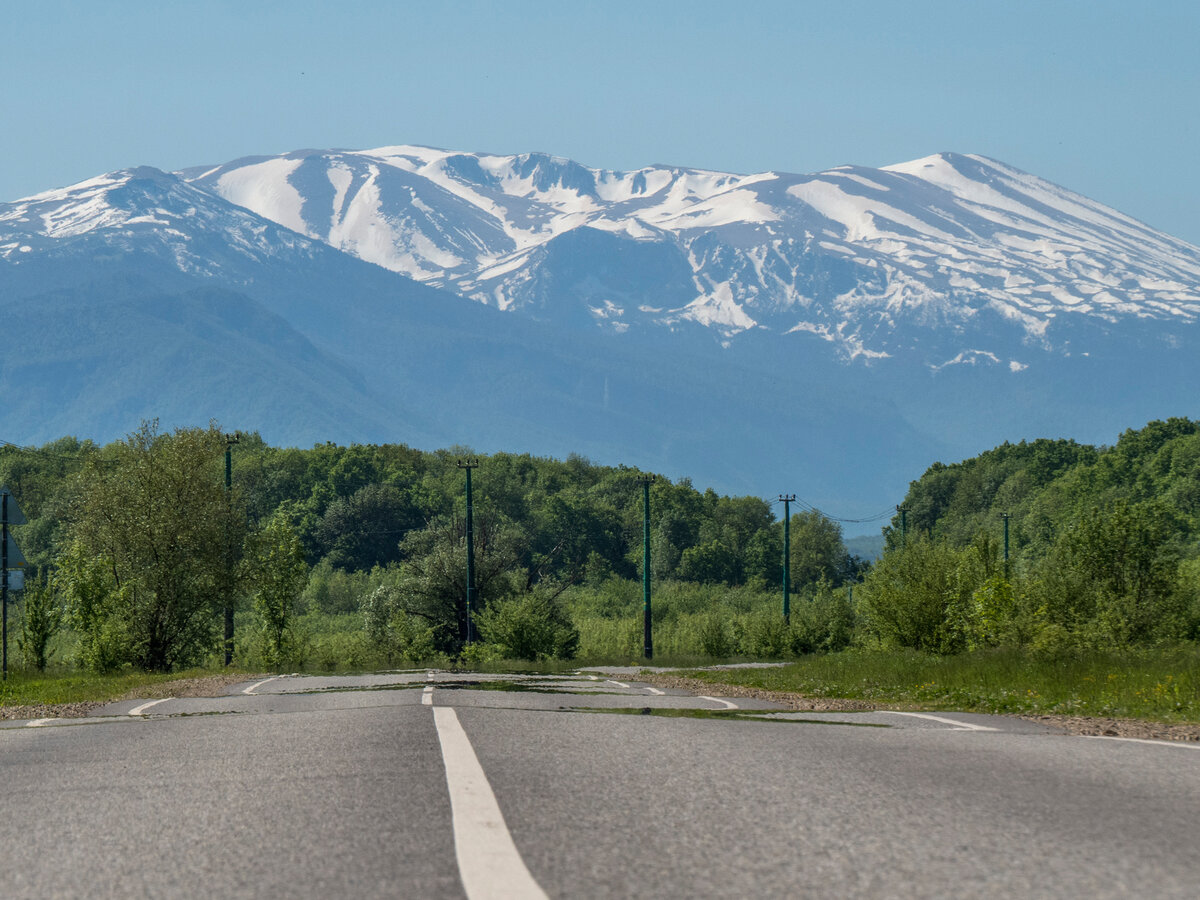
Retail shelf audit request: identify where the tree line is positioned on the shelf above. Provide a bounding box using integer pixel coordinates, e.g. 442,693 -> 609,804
856,418 -> 1200,653
2,423 -> 863,671
11,416 -> 1196,674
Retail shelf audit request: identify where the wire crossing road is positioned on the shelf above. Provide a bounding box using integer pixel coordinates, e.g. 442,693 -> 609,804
2,671 -> 1198,898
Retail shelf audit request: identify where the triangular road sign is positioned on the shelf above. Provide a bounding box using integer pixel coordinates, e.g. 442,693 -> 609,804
0,487 -> 27,526
3,533 -> 25,567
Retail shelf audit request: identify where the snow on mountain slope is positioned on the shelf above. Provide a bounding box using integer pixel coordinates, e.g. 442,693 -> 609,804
0,165 -> 328,279
181,146 -> 1200,366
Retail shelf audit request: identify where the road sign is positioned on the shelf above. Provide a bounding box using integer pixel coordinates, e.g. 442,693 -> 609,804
0,487 -> 27,526
4,569 -> 21,592
4,534 -> 25,567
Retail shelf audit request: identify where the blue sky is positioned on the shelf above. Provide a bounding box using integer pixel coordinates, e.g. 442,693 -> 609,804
6,0 -> 1199,244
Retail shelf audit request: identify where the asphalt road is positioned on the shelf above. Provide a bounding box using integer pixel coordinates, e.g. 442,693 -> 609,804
2,671 -> 1198,898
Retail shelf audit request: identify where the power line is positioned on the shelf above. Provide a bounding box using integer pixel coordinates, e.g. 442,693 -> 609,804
768,495 -> 896,525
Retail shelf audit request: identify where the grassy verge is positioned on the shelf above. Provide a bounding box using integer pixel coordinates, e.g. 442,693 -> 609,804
668,646 -> 1200,723
0,666 -> 260,710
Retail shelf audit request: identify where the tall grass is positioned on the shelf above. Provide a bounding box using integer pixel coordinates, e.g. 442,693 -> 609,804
677,646 -> 1200,722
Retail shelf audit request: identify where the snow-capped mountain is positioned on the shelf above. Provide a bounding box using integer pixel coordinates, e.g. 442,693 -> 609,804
3,146 -> 1200,526
184,146 -> 1200,367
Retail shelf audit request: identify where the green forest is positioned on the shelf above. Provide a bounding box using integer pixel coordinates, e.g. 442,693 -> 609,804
3,417 -> 1200,679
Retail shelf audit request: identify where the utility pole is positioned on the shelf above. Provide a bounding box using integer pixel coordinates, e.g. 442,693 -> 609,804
458,459 -> 480,645
2,490 -> 8,680
1001,512 -> 1010,574
638,475 -> 655,659
778,495 -> 795,623
0,487 -> 24,680
896,504 -> 908,543
223,433 -> 239,666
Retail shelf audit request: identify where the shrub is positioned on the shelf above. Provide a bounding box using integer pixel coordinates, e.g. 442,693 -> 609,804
18,570 -> 63,672
791,584 -> 854,654
857,535 -> 966,654
697,612 -> 733,657
360,584 -> 438,663
475,591 -> 580,661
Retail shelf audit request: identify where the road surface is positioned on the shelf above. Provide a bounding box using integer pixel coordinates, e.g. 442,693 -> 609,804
2,670 -> 1197,898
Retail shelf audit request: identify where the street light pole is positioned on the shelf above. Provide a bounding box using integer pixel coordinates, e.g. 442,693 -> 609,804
638,475 -> 655,660
778,495 -> 795,623
458,459 -> 480,645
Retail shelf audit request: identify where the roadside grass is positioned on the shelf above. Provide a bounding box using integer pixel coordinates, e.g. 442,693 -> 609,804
0,666 -> 258,709
668,646 -> 1200,722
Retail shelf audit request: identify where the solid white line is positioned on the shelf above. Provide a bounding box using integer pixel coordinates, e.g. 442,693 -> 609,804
422,686 -> 434,706
242,676 -> 280,695
1083,735 -> 1200,750
433,706 -> 549,900
701,696 -> 738,710
607,680 -> 630,689
644,687 -> 665,696
128,698 -> 171,717
881,711 -> 998,732
26,718 -> 56,727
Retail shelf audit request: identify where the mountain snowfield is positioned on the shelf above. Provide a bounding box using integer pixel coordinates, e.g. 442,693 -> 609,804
3,145 -> 1200,527
184,146 -> 1200,367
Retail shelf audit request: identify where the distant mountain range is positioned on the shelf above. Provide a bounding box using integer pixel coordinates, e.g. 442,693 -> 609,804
3,146 -> 1199,530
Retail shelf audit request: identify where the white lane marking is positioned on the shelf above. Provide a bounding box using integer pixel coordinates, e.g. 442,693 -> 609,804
422,685 -> 434,706
427,671 -> 436,681
644,687 -> 665,696
881,711 -> 998,732
433,706 -> 549,900
242,676 -> 280,695
128,698 -> 171,717
701,696 -> 738,710
607,680 -> 629,689
1083,735 -> 1200,750
26,718 -> 56,727
587,675 -> 600,681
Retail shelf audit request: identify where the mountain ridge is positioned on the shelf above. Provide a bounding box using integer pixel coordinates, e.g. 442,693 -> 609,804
3,146 -> 1200,531
180,145 -> 1200,368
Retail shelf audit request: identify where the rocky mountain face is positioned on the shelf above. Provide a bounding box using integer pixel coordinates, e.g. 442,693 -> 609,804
3,147 -> 1199,526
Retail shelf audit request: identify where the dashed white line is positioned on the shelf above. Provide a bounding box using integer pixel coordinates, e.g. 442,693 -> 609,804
881,711 -> 998,732
433,706 -> 550,900
607,680 -> 630,689
242,676 -> 280,695
701,696 -> 738,710
427,671 -> 436,681
128,698 -> 172,717
26,718 -> 55,727
644,687 -> 665,696
422,685 -> 434,706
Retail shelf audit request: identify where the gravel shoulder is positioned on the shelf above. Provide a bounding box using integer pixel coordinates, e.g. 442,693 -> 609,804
637,672 -> 1200,742
0,672 -> 264,722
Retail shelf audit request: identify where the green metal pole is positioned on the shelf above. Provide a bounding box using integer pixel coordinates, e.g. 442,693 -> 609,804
2,492 -> 8,680
779,495 -> 795,623
460,460 -> 479,645
223,434 -> 238,666
640,476 -> 654,660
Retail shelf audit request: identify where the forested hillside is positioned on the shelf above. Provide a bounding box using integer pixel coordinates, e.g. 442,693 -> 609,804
862,418 -> 1200,652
